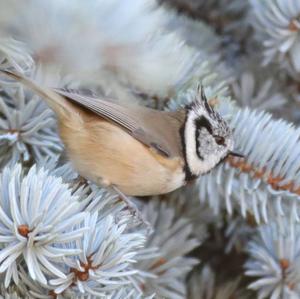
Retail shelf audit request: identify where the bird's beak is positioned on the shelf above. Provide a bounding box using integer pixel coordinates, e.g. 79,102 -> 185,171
228,151 -> 244,158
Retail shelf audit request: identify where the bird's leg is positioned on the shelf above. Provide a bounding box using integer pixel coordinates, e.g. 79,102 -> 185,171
111,185 -> 153,234
96,176 -> 153,233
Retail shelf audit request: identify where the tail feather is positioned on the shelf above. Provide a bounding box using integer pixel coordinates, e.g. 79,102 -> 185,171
0,69 -> 74,118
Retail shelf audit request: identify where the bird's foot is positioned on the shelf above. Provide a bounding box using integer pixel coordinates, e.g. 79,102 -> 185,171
111,185 -> 153,235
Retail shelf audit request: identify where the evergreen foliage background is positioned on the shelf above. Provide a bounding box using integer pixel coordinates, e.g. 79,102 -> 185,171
0,0 -> 300,298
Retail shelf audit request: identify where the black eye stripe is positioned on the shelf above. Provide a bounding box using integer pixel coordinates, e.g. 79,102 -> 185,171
194,116 -> 213,135
194,116 -> 213,160
195,128 -> 203,160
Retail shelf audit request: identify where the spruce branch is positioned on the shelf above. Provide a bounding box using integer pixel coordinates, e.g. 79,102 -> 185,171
0,164 -> 87,287
15,267 -> 67,298
0,284 -> 23,299
250,0 -> 300,76
188,265 -> 252,299
166,188 -> 217,242
0,0 -> 202,98
169,86 -> 300,223
245,217 -> 300,298
160,0 -> 251,57
0,83 -> 62,167
0,163 -> 149,298
192,99 -> 300,223
135,200 -> 199,299
49,212 -> 145,297
0,38 -> 33,76
1,1 -> 300,298
160,0 -> 249,30
228,108 -> 300,196
231,69 -> 287,112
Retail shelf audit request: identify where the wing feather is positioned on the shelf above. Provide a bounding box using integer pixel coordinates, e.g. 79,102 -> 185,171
55,89 -> 136,129
54,89 -> 185,157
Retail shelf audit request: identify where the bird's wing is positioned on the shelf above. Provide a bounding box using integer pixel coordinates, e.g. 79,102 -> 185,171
54,89 -> 186,158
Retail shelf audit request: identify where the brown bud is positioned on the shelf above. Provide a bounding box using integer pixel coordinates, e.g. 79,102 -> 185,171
280,258 -> 289,270
289,19 -> 299,32
18,224 -> 30,237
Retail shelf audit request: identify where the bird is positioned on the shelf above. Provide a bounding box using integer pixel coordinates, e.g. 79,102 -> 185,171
0,69 -> 242,224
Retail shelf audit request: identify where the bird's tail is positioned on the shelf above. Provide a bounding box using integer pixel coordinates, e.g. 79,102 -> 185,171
0,69 -> 74,119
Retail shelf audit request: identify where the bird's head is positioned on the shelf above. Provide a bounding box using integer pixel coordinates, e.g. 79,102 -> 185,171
182,86 -> 242,178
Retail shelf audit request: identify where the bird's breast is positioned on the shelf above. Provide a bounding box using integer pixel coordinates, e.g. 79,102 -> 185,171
59,117 -> 185,196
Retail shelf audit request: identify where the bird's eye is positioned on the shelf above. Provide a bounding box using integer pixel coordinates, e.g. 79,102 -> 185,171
214,136 -> 225,145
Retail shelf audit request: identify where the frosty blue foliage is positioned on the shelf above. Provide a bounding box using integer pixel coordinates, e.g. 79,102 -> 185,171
0,84 -> 62,166
161,0 -> 251,53
41,159 -> 79,184
231,70 -> 287,111
0,164 -> 148,298
0,38 -> 33,76
107,289 -> 155,299
50,212 -> 145,297
245,217 -> 300,299
1,0 -> 300,297
135,200 -> 199,299
0,284 -> 23,299
188,265 -> 251,299
15,266 -> 67,298
0,0 -> 202,97
224,216 -> 255,254
167,15 -> 222,54
167,188 -> 217,242
72,289 -> 155,299
167,81 -> 232,113
161,0 -> 249,20
165,14 -> 236,87
0,164 -> 87,287
196,103 -> 300,223
250,0 -> 300,75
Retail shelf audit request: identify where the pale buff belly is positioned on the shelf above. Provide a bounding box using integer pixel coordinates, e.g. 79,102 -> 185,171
60,120 -> 185,196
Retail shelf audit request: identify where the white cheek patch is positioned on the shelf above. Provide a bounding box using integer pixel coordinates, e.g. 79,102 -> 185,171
184,111 -> 203,176
184,109 -> 229,175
